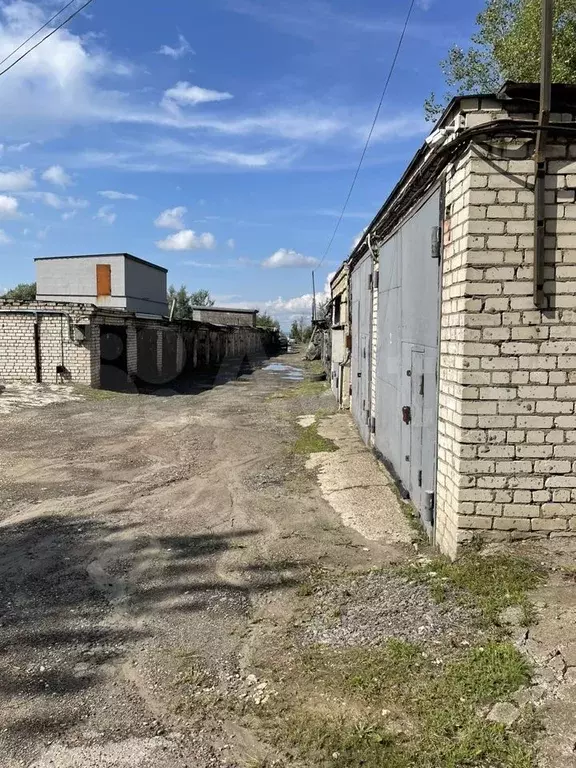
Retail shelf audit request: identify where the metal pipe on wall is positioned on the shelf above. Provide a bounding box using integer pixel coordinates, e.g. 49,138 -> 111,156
533,0 -> 554,306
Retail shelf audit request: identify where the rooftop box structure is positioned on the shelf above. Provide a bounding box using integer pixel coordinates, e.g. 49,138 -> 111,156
35,253 -> 168,317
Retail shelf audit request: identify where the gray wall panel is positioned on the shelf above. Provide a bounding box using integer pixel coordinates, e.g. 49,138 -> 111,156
350,253 -> 372,444
374,187 -> 441,522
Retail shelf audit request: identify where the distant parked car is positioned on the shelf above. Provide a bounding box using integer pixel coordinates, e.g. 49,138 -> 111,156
278,333 -> 289,351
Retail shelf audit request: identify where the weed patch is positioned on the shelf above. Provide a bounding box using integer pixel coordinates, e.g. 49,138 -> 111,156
253,639 -> 534,767
270,380 -> 328,400
401,554 -> 546,626
292,422 -> 338,455
73,385 -> 127,401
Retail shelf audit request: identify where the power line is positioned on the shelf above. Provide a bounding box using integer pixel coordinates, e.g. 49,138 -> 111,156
0,0 -> 96,79
0,0 -> 79,69
314,0 -> 416,274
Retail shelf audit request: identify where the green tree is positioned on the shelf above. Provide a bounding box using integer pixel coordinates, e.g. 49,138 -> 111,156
425,0 -> 576,121
289,317 -> 312,342
256,311 -> 280,330
2,282 -> 36,301
167,285 -> 214,320
189,289 -> 214,307
168,284 -> 193,320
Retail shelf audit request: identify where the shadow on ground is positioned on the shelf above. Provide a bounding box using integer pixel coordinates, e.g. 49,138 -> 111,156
101,352 -> 280,397
0,513 -> 305,743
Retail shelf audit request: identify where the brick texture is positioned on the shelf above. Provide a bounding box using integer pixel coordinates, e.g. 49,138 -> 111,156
436,132 -> 576,556
0,300 -> 271,391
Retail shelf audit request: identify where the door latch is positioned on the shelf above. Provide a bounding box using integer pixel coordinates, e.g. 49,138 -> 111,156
402,406 -> 411,424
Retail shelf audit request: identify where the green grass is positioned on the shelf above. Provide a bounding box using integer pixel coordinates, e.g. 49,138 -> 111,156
269,380 -> 329,400
400,554 -> 546,626
299,359 -> 326,376
292,422 -> 338,454
73,385 -> 127,401
254,639 -> 535,768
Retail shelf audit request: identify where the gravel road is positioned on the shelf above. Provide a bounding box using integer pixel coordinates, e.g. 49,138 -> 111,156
0,354 -> 403,767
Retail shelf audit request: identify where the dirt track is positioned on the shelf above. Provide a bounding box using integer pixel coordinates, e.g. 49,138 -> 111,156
0,354 -> 409,767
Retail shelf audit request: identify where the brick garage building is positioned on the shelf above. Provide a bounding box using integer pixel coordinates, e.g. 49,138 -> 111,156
0,299 -> 269,390
332,82 -> 576,556
0,254 -> 270,390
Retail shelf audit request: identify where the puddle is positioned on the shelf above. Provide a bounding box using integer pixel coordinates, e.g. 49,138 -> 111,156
263,363 -> 304,381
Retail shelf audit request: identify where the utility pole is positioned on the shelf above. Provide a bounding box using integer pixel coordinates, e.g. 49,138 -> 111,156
533,0 -> 554,306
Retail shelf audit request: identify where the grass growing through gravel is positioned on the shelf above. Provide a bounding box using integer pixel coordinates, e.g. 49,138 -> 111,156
253,638 -> 534,767
400,554 -> 546,626
292,421 -> 338,454
269,379 -> 329,400
73,385 -> 127,401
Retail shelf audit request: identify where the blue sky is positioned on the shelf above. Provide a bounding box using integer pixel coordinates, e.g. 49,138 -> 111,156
0,0 -> 484,325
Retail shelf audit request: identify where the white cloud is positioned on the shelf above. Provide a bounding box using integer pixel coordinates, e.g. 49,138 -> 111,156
162,81 -> 234,112
0,1 -> 135,137
0,168 -> 35,191
38,192 -> 88,210
0,0 -> 427,184
95,205 -> 116,225
154,206 -> 187,230
42,165 -> 72,187
157,34 -> 194,59
7,142 -> 30,152
227,238 -> 235,249
156,229 -> 216,251
0,228 -> 11,244
0,194 -> 19,219
98,190 -> 138,200
262,248 -> 320,269
261,272 -> 335,322
62,210 -> 77,221
75,142 -> 296,172
416,0 -> 433,9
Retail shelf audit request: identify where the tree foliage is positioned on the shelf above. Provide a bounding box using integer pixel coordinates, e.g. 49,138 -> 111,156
256,311 -> 280,330
425,0 -> 576,120
2,282 -> 36,301
290,317 -> 313,343
189,289 -> 215,307
167,284 -> 214,320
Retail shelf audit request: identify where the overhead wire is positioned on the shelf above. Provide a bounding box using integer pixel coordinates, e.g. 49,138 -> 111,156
0,0 -> 96,79
0,0 -> 79,69
313,0 -> 416,275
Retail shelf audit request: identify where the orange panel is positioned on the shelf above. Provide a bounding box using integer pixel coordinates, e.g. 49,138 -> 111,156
96,264 -> 112,297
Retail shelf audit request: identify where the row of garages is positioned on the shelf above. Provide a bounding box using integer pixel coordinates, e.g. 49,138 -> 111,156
0,300 -> 275,392
330,187 -> 441,532
327,82 -> 576,557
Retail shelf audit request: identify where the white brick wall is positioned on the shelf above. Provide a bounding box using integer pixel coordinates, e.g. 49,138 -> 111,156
437,134 -> 576,556
0,300 -> 273,390
0,302 -> 95,385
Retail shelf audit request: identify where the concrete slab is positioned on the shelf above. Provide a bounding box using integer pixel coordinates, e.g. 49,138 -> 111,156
0,383 -> 82,415
307,413 -> 415,545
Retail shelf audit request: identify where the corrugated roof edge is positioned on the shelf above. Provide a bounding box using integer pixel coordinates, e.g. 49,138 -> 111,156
345,91 -> 500,272
191,305 -> 258,313
34,253 -> 168,273
344,81 -> 576,273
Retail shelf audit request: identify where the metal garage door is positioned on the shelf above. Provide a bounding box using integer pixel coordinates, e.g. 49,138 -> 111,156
374,186 -> 441,525
350,253 -> 373,445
